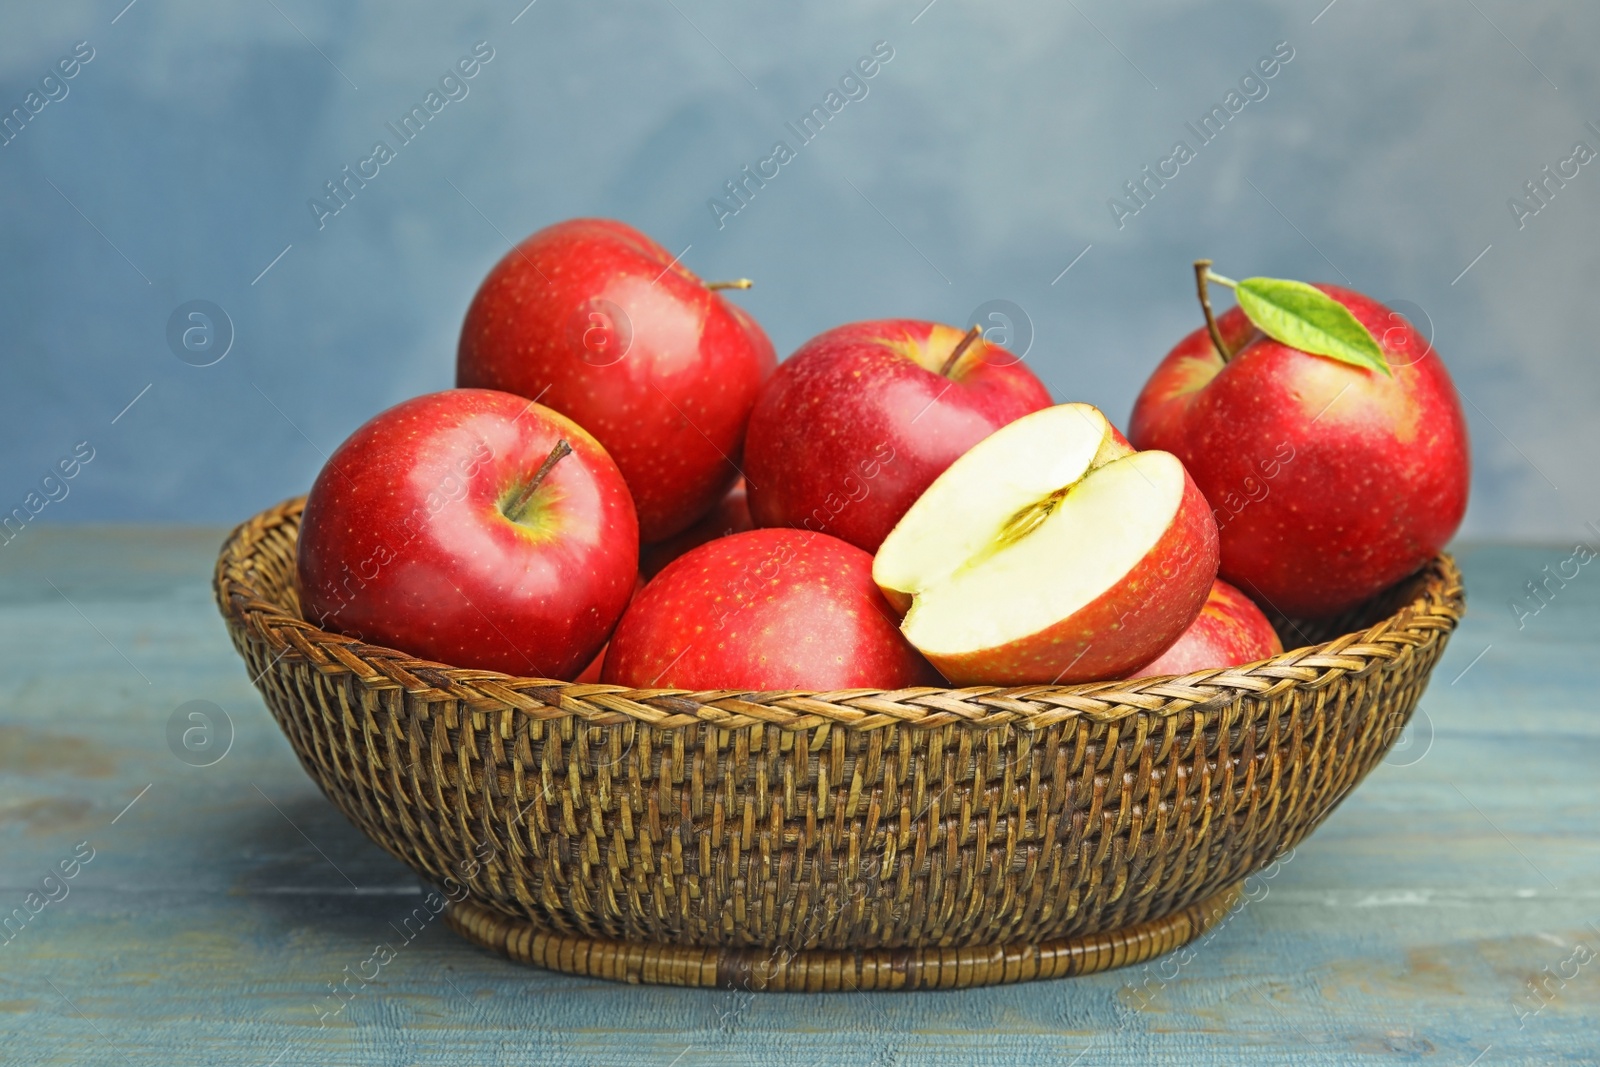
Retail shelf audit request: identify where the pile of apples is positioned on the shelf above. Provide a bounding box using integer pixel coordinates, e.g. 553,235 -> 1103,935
296,220 -> 1470,691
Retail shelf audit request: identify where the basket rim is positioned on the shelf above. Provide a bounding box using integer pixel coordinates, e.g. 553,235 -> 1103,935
215,496 -> 1464,733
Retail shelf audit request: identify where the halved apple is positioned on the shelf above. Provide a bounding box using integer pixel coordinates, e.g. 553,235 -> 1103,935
872,403 -> 1219,685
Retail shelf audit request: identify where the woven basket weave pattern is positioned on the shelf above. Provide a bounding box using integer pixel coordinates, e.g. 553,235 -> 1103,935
216,498 -> 1462,986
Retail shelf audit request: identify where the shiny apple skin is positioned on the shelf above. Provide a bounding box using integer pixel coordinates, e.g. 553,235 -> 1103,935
456,218 -> 777,542
602,528 -> 942,691
920,471 -> 1218,686
744,319 -> 1052,553
640,480 -> 753,580
570,574 -> 646,683
1128,578 -> 1283,678
1129,288 -> 1470,618
296,389 -> 638,679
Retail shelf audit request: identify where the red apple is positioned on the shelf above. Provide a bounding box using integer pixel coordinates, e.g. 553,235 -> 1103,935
873,403 -> 1219,686
744,319 -> 1052,553
296,389 -> 638,679
572,649 -> 605,684
1129,281 -> 1470,617
602,528 -> 941,690
1128,579 -> 1282,678
570,573 -> 647,683
639,480 -> 752,579
456,218 -> 776,542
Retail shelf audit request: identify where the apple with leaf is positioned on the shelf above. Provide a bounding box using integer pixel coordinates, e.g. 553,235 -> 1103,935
1130,262 -> 1470,618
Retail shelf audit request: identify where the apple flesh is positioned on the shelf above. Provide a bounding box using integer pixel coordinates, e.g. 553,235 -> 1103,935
1129,287 -> 1469,617
1127,578 -> 1282,678
456,218 -> 776,542
873,403 -> 1219,686
744,319 -> 1052,553
602,528 -> 941,691
295,389 -> 639,679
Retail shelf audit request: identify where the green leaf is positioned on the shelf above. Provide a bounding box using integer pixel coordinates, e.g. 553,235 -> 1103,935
1233,276 -> 1392,377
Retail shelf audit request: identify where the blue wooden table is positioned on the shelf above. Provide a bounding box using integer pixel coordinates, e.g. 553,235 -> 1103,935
2,531 -> 1595,1065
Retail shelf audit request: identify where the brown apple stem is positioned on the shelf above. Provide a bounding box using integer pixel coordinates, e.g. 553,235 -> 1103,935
939,324 -> 985,378
1193,259 -> 1231,362
706,279 -> 754,291
506,439 -> 572,522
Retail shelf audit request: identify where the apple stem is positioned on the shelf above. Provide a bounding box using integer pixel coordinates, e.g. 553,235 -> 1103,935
939,325 -> 985,378
1193,259 -> 1233,363
706,279 -> 754,291
505,439 -> 573,523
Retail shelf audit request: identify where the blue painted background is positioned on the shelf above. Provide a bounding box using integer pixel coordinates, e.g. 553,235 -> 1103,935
1,0 -> 1594,538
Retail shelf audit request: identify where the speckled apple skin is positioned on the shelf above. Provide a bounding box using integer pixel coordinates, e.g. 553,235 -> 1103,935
570,574 -> 646,683
296,389 -> 639,680
602,528 -> 942,691
1128,578 -> 1283,678
920,472 -> 1219,686
456,218 -> 776,542
1129,287 -> 1470,618
744,319 -> 1053,553
640,480 -> 753,579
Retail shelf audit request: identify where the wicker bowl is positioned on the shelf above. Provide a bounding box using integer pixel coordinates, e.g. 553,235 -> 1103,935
216,497 -> 1462,991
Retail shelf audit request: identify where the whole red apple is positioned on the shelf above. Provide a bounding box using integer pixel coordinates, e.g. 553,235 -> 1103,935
744,319 -> 1052,553
1130,279 -> 1469,617
602,528 -> 941,690
570,574 -> 646,683
1128,579 -> 1282,678
640,480 -> 752,579
296,389 -> 638,679
456,218 -> 776,542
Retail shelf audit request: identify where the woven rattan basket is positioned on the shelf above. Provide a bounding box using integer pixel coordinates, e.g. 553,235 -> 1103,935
216,497 -> 1463,991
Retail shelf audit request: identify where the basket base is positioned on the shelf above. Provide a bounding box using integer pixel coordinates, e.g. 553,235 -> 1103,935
444,882 -> 1244,991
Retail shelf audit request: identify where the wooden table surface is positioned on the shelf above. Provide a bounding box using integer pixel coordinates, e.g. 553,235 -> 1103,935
2,530 -> 1595,1066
